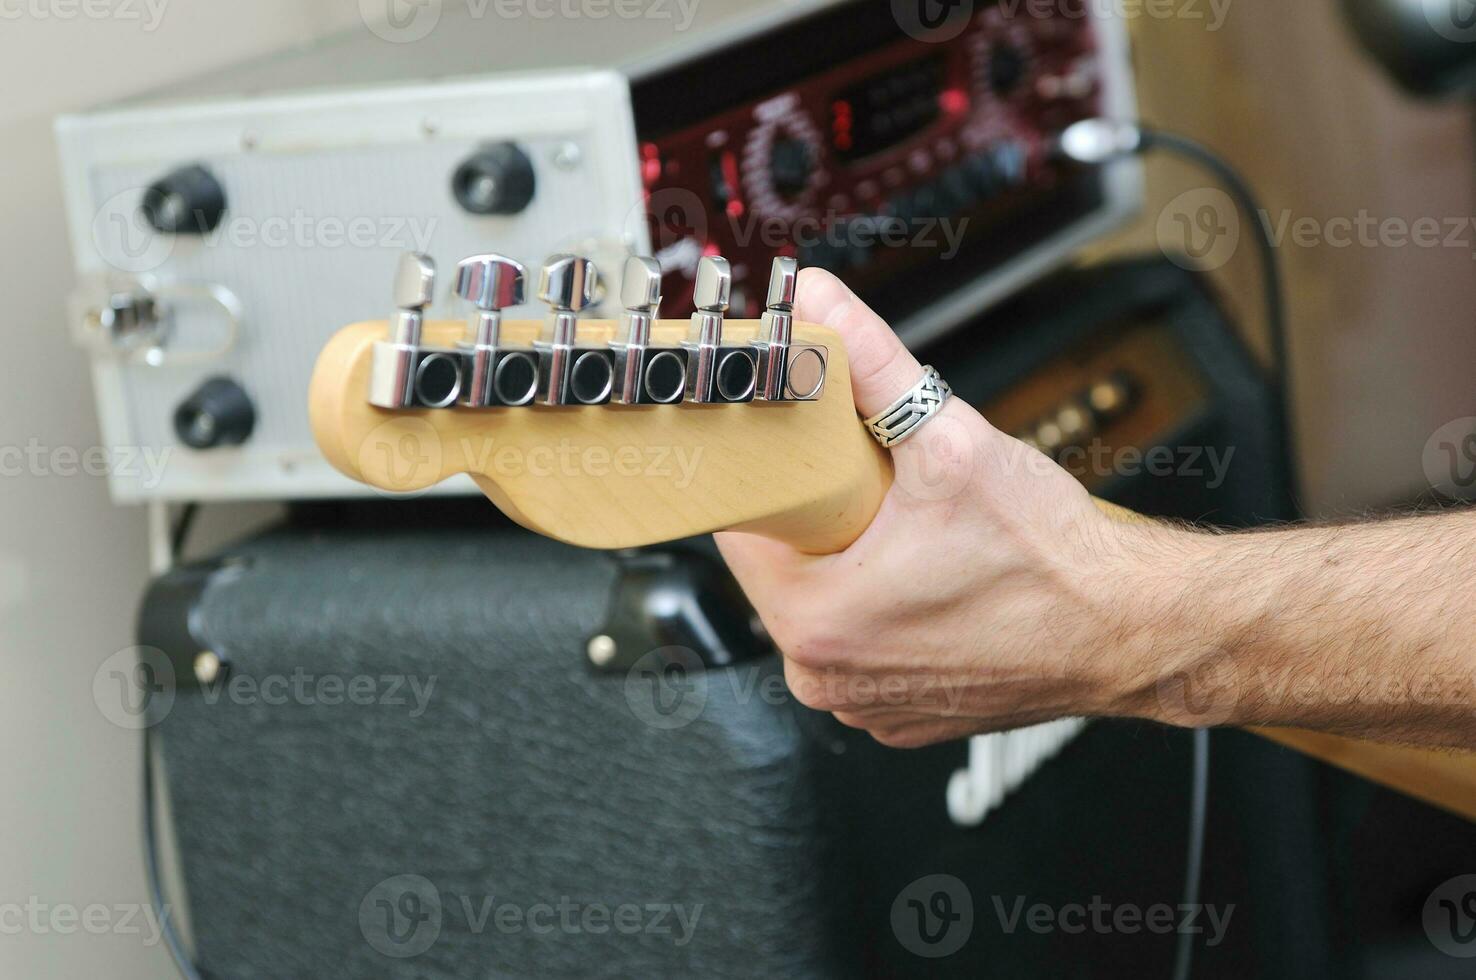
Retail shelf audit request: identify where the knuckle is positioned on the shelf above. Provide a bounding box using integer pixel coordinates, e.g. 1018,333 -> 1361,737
777,619 -> 844,672
785,666 -> 833,712
851,339 -> 913,397
872,727 -> 930,750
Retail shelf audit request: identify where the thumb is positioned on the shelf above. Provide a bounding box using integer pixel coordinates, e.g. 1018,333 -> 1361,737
719,270 -> 942,587
793,268 -> 925,418
792,268 -> 995,522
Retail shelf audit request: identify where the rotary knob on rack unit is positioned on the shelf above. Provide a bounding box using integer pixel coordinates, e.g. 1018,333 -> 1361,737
769,138 -> 813,199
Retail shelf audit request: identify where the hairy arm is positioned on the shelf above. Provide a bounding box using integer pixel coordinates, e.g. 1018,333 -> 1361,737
717,270 -> 1476,751
1118,511 -> 1476,747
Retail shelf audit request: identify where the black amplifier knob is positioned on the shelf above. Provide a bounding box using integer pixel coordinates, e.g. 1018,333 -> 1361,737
989,41 -> 1029,96
453,142 -> 537,215
174,377 -> 255,450
141,164 -> 227,235
769,137 -> 813,199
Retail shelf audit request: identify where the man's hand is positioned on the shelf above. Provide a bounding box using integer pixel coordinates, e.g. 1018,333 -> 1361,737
718,271 -> 1476,751
715,270 -> 1184,748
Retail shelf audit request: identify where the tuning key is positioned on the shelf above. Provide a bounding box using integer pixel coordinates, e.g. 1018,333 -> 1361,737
684,255 -> 757,404
611,256 -> 688,405
391,251 -> 436,345
534,255 -> 615,406
753,256 -> 828,402
370,252 -> 464,409
454,254 -> 539,408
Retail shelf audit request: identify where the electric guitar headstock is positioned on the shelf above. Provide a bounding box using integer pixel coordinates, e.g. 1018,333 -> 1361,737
310,252 -> 891,553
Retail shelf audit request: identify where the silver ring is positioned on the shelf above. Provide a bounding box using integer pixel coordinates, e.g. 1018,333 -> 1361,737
864,365 -> 953,448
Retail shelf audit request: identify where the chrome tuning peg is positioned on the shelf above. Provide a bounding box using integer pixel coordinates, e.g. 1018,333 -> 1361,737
391,251 -> 436,345
454,254 -> 539,408
611,256 -> 687,405
754,256 -> 827,402
536,254 -> 615,406
370,252 -> 463,409
684,255 -> 757,404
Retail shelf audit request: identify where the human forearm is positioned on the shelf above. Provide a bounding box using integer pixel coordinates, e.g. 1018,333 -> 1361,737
1116,511 -> 1476,747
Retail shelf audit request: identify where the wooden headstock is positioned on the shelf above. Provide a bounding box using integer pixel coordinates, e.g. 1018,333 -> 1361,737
310,315 -> 892,553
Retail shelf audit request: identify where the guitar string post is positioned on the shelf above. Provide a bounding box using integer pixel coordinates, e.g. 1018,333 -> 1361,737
684,255 -> 756,404
612,255 -> 687,405
455,254 -> 539,407
369,252 -> 451,409
754,256 -> 827,402
536,254 -> 615,406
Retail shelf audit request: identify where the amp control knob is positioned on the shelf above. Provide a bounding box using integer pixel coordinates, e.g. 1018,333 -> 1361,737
989,40 -> 1029,96
174,377 -> 255,450
769,137 -> 813,199
452,142 -> 537,215
141,164 -> 227,235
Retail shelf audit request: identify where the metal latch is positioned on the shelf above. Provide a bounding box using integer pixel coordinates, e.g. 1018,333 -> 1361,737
71,274 -> 242,367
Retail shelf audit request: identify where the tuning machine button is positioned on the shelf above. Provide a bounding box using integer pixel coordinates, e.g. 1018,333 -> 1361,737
684,256 -> 757,404
454,254 -> 539,408
536,255 -> 614,406
611,256 -> 687,405
753,257 -> 827,402
369,252 -> 463,409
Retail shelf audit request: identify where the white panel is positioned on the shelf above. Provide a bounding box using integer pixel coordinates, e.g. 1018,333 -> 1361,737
57,70 -> 644,501
947,719 -> 1088,828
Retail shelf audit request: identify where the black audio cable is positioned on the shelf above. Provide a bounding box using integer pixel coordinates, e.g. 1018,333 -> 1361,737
1054,120 -> 1301,509
1053,120 -> 1301,980
144,723 -> 207,980
143,501 -> 208,980
1173,727 -> 1211,980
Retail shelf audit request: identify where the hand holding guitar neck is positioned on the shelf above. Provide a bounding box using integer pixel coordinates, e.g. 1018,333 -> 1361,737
715,268 -> 1164,748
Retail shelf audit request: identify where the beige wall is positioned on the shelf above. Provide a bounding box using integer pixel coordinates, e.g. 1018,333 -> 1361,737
3,3 -> 1473,978
0,6 -> 364,977
1094,5 -> 1476,514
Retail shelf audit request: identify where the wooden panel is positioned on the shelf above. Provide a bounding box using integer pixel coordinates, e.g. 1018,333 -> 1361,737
1259,728 -> 1476,822
1088,8 -> 1476,514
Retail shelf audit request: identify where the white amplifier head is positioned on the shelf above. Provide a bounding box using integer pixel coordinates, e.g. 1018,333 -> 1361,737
59,70 -> 646,502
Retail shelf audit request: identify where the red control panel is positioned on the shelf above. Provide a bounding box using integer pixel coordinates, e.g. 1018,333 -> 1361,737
634,0 -> 1107,318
